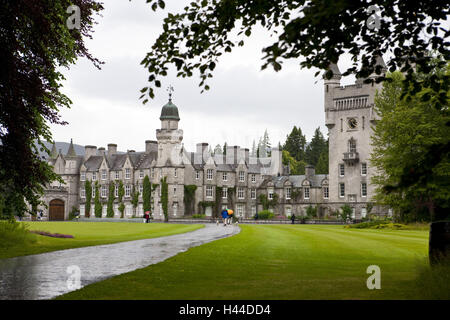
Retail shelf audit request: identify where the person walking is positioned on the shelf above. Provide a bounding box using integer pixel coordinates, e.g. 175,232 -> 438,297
291,213 -> 296,224
145,211 -> 151,223
221,209 -> 229,226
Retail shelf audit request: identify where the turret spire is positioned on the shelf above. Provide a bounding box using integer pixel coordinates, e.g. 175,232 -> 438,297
167,85 -> 174,102
66,138 -> 77,157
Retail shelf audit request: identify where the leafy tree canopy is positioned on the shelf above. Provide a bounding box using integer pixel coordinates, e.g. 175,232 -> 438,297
141,0 -> 449,111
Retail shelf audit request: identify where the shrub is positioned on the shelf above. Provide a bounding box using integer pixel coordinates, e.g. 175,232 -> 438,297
0,219 -> 37,248
257,210 -> 274,220
192,214 -> 206,219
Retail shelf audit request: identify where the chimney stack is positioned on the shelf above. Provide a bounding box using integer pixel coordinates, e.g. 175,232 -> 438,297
98,147 -> 106,156
107,143 -> 117,156
145,140 -> 158,153
84,145 -> 97,160
226,145 -> 239,165
305,165 -> 315,179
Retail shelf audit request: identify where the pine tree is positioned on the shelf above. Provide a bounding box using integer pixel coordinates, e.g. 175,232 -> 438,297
143,175 -> 152,214
251,140 -> 256,156
223,142 -> 227,155
106,182 -> 115,217
305,127 -> 327,166
94,181 -> 102,218
84,180 -> 92,218
283,126 -> 306,162
214,144 -> 222,155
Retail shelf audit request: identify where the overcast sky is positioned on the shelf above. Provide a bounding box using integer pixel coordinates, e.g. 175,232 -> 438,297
51,0 -> 359,153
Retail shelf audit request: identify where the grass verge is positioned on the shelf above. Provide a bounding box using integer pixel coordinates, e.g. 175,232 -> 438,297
0,221 -> 203,259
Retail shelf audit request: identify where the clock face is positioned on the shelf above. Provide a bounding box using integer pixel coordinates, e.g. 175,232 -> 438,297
348,118 -> 358,129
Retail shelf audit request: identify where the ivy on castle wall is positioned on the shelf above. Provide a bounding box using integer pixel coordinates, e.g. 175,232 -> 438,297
161,176 -> 168,222
94,181 -> 102,218
106,181 -> 115,217
258,193 -> 279,211
184,185 -> 197,216
84,180 -> 92,218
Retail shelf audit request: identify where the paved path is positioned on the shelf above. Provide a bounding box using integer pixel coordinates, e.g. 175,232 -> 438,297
0,224 -> 240,300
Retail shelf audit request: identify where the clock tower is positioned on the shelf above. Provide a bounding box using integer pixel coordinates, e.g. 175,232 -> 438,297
324,59 -> 386,218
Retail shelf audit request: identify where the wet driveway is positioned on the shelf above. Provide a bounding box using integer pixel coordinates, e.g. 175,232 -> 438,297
0,224 -> 240,300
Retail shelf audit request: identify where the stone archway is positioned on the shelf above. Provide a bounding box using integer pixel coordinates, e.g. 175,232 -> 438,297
49,199 -> 65,221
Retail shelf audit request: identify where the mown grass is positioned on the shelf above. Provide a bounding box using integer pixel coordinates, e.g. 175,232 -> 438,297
0,221 -> 203,259
58,224 -> 445,300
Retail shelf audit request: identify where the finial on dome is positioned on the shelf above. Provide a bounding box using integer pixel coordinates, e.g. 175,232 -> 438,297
167,85 -> 174,102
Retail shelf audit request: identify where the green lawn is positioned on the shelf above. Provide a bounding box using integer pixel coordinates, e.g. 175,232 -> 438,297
58,224 -> 447,300
0,222 -> 203,259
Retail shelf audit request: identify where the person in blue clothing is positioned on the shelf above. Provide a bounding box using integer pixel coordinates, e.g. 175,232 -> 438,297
221,209 -> 229,227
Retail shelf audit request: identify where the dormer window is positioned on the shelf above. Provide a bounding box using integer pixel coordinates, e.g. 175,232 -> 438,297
101,169 -> 107,180
125,168 -> 131,179
139,170 -> 144,178
92,172 -> 97,181
239,171 -> 245,182
206,169 -> 213,180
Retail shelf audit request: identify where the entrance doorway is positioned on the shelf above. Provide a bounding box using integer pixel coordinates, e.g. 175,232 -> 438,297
49,199 -> 65,221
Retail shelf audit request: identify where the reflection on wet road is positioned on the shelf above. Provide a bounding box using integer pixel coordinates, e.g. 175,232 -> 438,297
0,224 -> 240,300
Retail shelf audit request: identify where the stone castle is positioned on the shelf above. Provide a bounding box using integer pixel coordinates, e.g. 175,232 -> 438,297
39,59 -> 389,221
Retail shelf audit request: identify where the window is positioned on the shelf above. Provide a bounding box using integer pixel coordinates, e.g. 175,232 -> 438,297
102,205 -> 107,216
286,187 -> 291,200
101,185 -> 107,198
361,183 -> 367,197
268,188 -> 274,200
81,172 -> 86,181
361,208 -> 367,218
115,171 -> 120,180
222,187 -> 228,199
195,171 -> 199,180
80,188 -> 85,198
139,170 -> 144,178
361,163 -> 367,176
237,204 -> 244,216
222,172 -> 227,181
206,169 -> 213,180
92,172 -> 97,181
237,187 -> 245,199
174,168 -> 177,177
251,206 -> 256,216
173,187 -> 177,195
151,168 -> 155,178
251,188 -> 256,199
139,184 -> 143,195
239,171 -> 245,182
339,164 -> 345,177
339,183 -> 345,198
323,187 -> 329,199
101,169 -> 107,180
114,185 -> 118,197
206,185 -> 213,198
125,185 -> 131,197
79,205 -> 85,216
125,168 -> 131,179
173,203 -> 178,216
286,207 -> 292,216
348,139 -> 356,153
304,187 -> 310,199
92,186 -> 95,198
251,174 -> 256,183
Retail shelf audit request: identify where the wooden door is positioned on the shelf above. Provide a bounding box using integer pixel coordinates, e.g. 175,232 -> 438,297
49,199 -> 65,221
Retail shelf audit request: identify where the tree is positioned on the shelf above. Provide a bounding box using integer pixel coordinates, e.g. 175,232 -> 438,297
283,126 -> 306,162
340,205 -> 353,221
141,1 -> 448,107
223,142 -> 227,155
118,180 -> 125,218
106,182 -> 115,218
282,150 -> 306,175
94,182 -> 102,218
315,147 -> 329,175
251,140 -> 256,157
142,175 -> 152,214
160,177 -> 169,222
305,127 -> 327,166
131,186 -> 140,217
0,1 -> 103,218
84,180 -> 92,218
371,67 -> 450,222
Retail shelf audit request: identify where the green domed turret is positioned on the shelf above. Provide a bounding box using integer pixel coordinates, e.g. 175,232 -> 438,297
160,100 -> 180,121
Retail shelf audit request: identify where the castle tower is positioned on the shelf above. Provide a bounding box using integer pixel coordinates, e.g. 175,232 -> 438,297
156,87 -> 183,167
324,58 -> 386,218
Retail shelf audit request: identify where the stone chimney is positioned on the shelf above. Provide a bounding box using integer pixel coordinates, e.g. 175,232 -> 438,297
226,145 -> 239,165
305,165 -> 315,179
244,148 -> 249,164
84,145 -> 97,160
98,147 -> 106,156
107,143 -> 117,156
196,143 -> 208,164
145,140 -> 158,153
